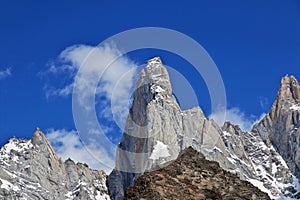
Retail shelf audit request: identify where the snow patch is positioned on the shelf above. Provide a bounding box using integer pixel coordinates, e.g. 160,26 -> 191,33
151,84 -> 165,94
213,147 -> 223,153
222,131 -> 231,137
269,146 -> 289,169
249,179 -> 276,199
0,178 -> 20,192
290,104 -> 300,111
1,138 -> 33,157
95,190 -> 110,200
150,141 -> 170,161
272,163 -> 278,174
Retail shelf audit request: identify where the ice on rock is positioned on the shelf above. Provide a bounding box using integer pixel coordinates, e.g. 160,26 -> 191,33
150,141 -> 170,161
222,131 -> 231,137
290,104 -> 300,111
0,179 -> 20,192
151,85 -> 165,93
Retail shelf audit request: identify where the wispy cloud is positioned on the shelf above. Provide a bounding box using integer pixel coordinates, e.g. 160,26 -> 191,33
41,43 -> 139,127
0,68 -> 12,80
259,96 -> 270,111
210,107 -> 266,131
44,83 -> 74,98
46,128 -> 114,173
43,44 -> 138,118
42,43 -> 139,171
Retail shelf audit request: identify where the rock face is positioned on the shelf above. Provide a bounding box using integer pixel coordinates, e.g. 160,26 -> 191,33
125,147 -> 270,200
108,58 -> 300,200
253,75 -> 300,178
222,122 -> 298,198
108,57 -> 241,199
0,128 -> 110,200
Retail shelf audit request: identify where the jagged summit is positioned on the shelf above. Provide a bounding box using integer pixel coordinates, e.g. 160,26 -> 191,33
31,127 -> 50,145
278,75 -> 300,102
31,127 -> 60,161
260,75 -> 300,121
136,56 -> 172,99
253,74 -> 300,190
147,57 -> 162,65
0,129 -> 110,199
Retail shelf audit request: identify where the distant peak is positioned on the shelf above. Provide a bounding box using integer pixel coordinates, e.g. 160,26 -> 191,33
32,128 -> 47,143
222,121 -> 243,133
136,57 -> 172,97
147,57 -> 162,65
278,75 -> 300,102
268,75 -> 300,120
31,128 -> 59,159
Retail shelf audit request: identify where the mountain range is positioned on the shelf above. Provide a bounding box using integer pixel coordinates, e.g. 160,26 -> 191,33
0,57 -> 300,200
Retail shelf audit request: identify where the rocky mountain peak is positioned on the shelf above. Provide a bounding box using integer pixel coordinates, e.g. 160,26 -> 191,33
268,75 -> 300,121
222,121 -> 243,134
136,57 -> 172,99
109,58 -> 247,199
278,75 -> 300,102
253,74 -> 300,186
31,127 -> 47,144
31,127 -> 59,160
0,129 -> 110,199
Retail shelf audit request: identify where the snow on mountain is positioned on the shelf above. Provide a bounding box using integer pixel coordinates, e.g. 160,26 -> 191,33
290,104 -> 300,111
222,122 -> 300,199
1,58 -> 300,200
125,147 -> 270,200
0,129 -> 110,200
149,141 -> 170,162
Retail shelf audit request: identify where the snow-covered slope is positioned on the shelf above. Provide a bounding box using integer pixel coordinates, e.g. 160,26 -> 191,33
0,129 -> 110,200
222,122 -> 300,199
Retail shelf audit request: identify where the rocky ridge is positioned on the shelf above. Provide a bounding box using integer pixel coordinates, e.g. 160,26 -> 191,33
125,147 -> 270,200
222,122 -> 299,198
0,128 -> 110,200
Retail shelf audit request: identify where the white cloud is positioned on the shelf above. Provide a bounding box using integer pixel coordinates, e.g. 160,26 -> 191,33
45,83 -> 74,98
46,43 -> 138,124
210,107 -> 266,132
43,43 -> 140,172
46,128 -> 114,174
0,68 -> 12,80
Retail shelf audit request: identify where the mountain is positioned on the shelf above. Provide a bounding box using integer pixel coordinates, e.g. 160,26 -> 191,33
1,57 -> 300,200
108,57 -> 239,199
108,57 -> 300,200
253,75 -> 300,178
125,147 -> 270,200
221,121 -> 299,198
0,128 -> 110,200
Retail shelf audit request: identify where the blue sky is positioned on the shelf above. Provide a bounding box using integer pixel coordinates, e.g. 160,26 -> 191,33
1,1 -> 300,171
